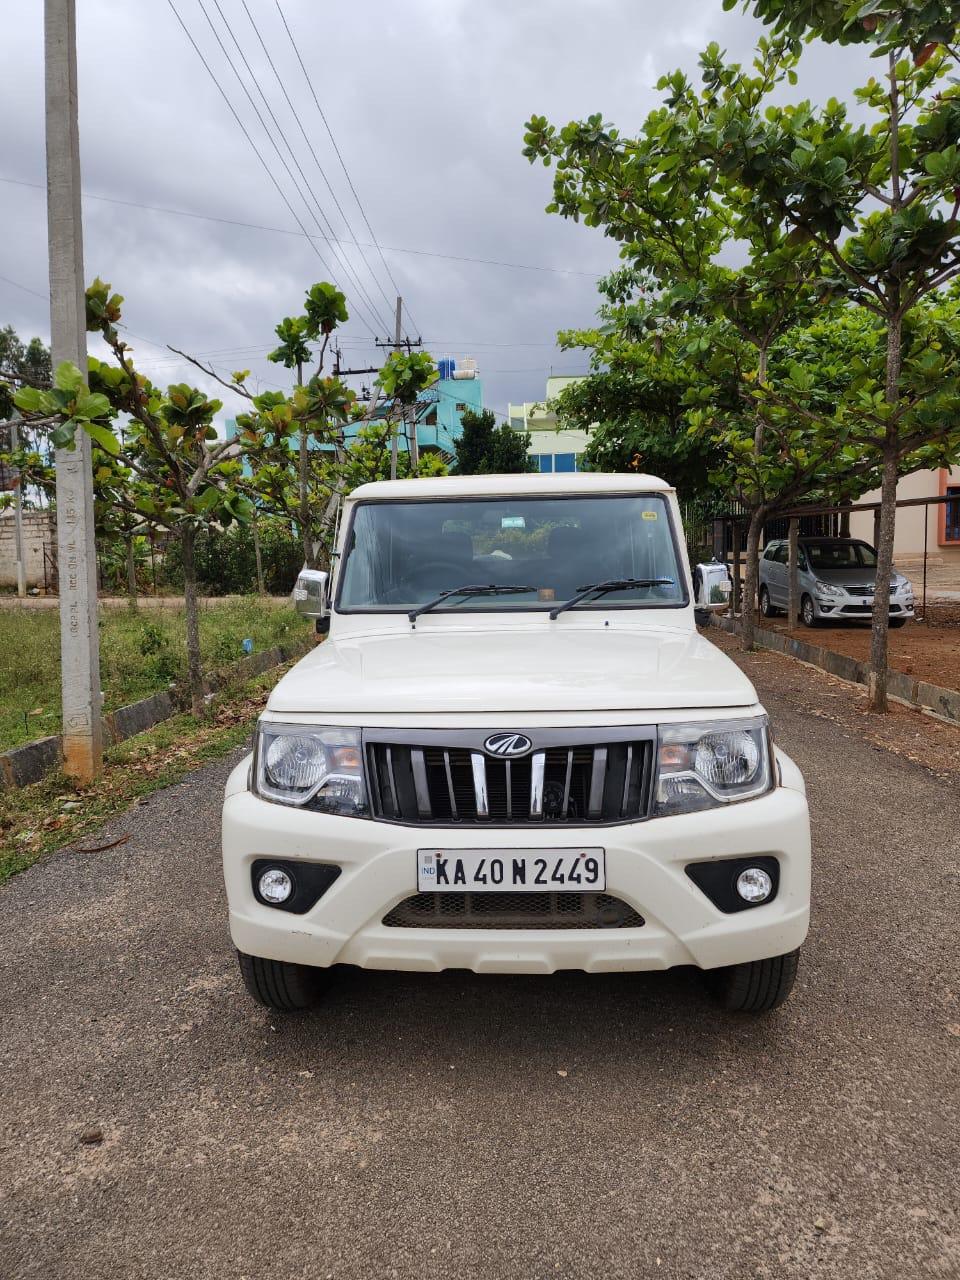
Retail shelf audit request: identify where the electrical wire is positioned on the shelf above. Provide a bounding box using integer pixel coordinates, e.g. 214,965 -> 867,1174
188,0 -> 387,338
238,0 -> 402,333
274,0 -> 422,338
165,0 -> 341,300
0,176 -> 602,279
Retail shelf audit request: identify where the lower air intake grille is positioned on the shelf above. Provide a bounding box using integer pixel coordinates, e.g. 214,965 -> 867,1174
383,892 -> 645,930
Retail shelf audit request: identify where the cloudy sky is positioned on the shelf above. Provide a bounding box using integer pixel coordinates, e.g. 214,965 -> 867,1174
1,1 -> 873,426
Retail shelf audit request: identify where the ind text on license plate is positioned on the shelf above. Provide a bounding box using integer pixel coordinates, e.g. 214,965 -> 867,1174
417,848 -> 605,892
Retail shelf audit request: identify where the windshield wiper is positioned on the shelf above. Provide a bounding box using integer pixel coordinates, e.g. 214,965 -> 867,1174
408,583 -> 536,626
548,578 -> 674,620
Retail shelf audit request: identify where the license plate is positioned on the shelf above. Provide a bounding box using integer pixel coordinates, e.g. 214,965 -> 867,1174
417,848 -> 605,893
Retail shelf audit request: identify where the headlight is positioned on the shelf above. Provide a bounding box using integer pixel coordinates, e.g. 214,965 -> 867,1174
654,717 -> 773,816
253,723 -> 368,816
814,580 -> 843,598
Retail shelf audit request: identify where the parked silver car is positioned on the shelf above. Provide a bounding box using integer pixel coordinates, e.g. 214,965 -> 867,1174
758,537 -> 914,628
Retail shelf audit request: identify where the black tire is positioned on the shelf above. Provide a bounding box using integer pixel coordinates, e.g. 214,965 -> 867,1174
759,585 -> 778,618
706,949 -> 800,1014
237,949 -> 328,1011
889,617 -> 907,629
800,594 -> 818,628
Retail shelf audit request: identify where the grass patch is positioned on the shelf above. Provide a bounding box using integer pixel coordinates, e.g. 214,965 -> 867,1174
0,598 -> 310,752
0,660 -> 296,885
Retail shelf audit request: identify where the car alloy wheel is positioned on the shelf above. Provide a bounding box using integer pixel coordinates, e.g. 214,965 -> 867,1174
801,595 -> 816,628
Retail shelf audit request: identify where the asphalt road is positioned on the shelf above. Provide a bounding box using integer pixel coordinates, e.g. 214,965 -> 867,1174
1,661 -> 958,1279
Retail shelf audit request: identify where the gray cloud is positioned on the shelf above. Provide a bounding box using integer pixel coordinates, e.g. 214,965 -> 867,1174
1,0 -> 875,422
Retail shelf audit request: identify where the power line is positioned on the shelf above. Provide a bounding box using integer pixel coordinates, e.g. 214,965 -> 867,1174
203,0 -> 393,338
238,0 -> 405,337
186,0 -> 387,339
274,0 -> 421,337
0,175 -> 603,279
164,0 -> 357,334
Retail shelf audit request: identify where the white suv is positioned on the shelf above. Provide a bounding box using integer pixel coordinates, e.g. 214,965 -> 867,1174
222,473 -> 810,1014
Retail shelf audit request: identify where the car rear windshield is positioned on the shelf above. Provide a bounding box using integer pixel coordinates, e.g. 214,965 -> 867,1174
804,539 -> 877,570
337,494 -> 686,612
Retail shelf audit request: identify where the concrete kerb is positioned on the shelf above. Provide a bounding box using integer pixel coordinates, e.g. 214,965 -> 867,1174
712,615 -> 960,724
0,637 -> 313,792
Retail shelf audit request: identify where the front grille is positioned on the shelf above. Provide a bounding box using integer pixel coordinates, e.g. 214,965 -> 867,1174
365,731 -> 656,826
383,892 -> 645,930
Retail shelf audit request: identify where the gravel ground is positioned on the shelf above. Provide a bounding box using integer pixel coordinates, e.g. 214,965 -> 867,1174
1,649 -> 958,1279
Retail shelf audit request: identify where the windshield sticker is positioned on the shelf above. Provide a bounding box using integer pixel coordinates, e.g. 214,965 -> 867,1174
642,510 -> 658,520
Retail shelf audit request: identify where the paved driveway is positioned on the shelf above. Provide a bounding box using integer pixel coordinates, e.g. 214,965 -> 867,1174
1,662 -> 958,1279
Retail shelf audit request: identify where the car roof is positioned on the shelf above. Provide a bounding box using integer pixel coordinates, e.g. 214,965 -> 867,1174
347,472 -> 674,502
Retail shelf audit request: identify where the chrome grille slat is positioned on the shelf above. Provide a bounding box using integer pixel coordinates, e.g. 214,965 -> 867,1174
411,749 -> 431,819
530,751 -> 546,818
443,750 -> 458,819
561,750 -> 574,817
588,746 -> 607,818
470,753 -> 489,818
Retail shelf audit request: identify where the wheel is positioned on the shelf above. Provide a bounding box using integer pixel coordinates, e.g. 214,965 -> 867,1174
800,594 -> 818,628
237,950 -> 329,1011
706,949 -> 800,1014
889,617 -> 907,629
759,585 -> 779,618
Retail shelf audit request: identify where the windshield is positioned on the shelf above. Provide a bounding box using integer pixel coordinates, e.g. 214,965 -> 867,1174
337,494 -> 687,613
804,539 -> 877,571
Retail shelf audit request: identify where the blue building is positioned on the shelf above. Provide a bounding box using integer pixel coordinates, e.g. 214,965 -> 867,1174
228,357 -> 483,468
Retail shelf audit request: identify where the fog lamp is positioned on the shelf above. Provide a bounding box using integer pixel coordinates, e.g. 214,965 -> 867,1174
736,866 -> 773,904
258,866 -> 294,905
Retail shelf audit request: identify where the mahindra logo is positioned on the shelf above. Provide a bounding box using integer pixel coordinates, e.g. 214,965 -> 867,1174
484,732 -> 533,758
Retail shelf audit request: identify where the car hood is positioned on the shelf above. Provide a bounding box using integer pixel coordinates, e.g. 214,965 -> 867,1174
813,566 -> 901,586
266,624 -> 758,716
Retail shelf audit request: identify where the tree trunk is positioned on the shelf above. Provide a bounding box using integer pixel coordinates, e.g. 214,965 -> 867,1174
868,425 -> 900,712
839,502 -> 851,539
299,430 -> 313,569
787,517 -> 799,627
180,523 -> 205,718
126,536 -> 138,608
252,517 -> 265,595
740,506 -> 767,652
868,59 -> 903,714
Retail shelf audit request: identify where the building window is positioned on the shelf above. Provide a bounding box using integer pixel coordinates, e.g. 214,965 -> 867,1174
533,453 -> 583,473
554,453 -> 576,473
537,454 -> 553,473
456,402 -> 467,412
947,486 -> 960,543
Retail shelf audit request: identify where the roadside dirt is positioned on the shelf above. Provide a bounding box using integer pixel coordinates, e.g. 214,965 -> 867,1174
756,600 -> 960,693
710,625 -> 960,783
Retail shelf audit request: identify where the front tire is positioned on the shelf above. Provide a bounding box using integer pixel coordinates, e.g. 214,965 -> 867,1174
706,949 -> 800,1013
237,950 -> 329,1011
800,594 -> 818,628
759,585 -> 779,618
889,617 -> 907,629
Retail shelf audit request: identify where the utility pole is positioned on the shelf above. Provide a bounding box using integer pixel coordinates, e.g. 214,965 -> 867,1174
9,414 -> 27,598
45,0 -> 103,781
390,296 -> 402,480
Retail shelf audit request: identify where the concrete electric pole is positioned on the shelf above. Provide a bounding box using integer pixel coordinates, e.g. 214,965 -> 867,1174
389,296 -> 402,481
45,0 -> 103,781
8,414 -> 28,598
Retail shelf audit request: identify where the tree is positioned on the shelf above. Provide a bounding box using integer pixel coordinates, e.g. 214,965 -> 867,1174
452,408 -> 531,475
15,279 -> 254,717
0,326 -> 52,420
376,349 -> 439,474
524,29 -> 960,667
704,1 -> 960,707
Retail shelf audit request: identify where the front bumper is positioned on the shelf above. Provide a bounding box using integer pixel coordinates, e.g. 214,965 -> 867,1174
814,594 -> 913,621
222,754 -> 811,976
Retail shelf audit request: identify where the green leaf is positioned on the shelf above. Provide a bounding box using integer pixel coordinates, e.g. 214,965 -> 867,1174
83,423 -> 122,456
13,386 -> 43,413
53,362 -> 85,393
